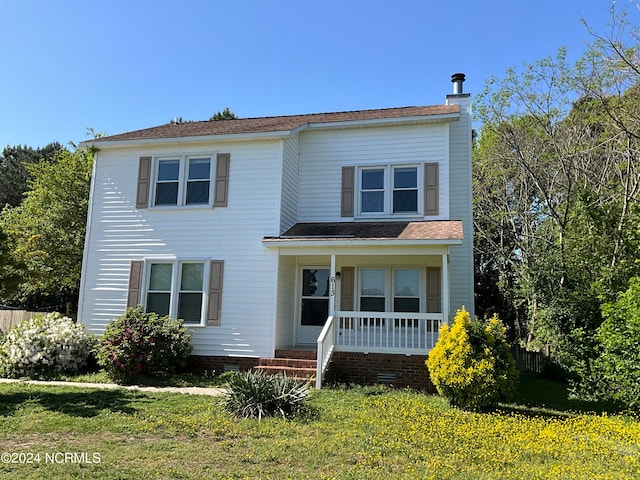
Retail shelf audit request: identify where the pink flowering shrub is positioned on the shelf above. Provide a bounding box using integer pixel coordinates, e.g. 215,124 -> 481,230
0,312 -> 96,378
96,306 -> 192,383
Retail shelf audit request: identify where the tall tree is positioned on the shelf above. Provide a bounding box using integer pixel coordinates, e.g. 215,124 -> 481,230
0,142 -> 64,208
0,146 -> 94,311
473,4 -> 640,373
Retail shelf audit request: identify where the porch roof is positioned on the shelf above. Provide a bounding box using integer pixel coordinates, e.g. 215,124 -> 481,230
262,220 -> 463,247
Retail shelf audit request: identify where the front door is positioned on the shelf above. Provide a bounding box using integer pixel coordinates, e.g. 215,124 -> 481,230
297,268 -> 330,344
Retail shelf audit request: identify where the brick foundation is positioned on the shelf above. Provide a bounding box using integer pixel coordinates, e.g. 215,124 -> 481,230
187,352 -> 435,391
325,352 -> 436,391
187,355 -> 260,374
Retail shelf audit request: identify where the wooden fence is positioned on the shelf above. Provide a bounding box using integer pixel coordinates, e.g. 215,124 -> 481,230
0,310 -> 79,334
511,345 -> 552,374
0,310 -> 43,334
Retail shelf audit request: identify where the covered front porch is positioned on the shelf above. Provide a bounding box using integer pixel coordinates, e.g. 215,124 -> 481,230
262,221 -> 463,388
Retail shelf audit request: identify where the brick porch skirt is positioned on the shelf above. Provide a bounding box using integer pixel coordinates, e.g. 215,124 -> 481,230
325,352 -> 435,391
188,352 -> 435,391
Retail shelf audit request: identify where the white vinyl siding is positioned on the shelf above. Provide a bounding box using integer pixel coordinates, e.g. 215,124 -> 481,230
298,124 -> 450,222
280,135 -> 299,233
78,140 -> 282,357
446,95 -> 474,319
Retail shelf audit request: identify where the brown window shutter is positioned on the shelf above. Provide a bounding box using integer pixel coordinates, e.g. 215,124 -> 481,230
339,267 -> 354,329
426,267 -> 441,313
214,153 -> 230,207
424,162 -> 439,215
127,260 -> 144,308
207,260 -> 224,326
136,156 -> 152,209
341,166 -> 354,217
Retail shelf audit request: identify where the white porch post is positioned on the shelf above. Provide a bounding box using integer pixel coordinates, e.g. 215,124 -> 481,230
441,252 -> 449,323
329,254 -> 336,313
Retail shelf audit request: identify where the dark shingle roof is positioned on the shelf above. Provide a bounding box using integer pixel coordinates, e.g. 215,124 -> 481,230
263,221 -> 463,242
92,105 -> 459,143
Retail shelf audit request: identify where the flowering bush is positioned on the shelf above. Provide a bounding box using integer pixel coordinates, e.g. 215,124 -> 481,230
96,306 -> 193,383
427,307 -> 518,411
0,312 -> 96,378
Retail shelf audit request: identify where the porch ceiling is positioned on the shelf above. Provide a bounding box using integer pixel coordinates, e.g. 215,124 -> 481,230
263,220 -> 463,245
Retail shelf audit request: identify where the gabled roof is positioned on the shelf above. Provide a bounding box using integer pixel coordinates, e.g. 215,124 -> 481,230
90,105 -> 460,144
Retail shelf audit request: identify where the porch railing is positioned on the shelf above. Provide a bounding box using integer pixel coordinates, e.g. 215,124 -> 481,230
316,313 -> 336,389
334,311 -> 444,354
316,311 -> 445,388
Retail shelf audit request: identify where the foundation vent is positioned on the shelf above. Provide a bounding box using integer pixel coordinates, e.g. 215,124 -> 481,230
376,372 -> 396,384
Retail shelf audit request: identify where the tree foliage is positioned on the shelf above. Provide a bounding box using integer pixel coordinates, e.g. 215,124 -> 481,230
595,277 -> 640,409
0,142 -> 64,209
210,107 -> 237,121
0,146 -> 94,309
473,4 -> 640,383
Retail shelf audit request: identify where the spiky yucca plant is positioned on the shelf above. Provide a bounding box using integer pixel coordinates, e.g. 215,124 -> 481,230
223,371 -> 310,420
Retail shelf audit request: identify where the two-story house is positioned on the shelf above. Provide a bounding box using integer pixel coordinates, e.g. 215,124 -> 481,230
78,74 -> 473,388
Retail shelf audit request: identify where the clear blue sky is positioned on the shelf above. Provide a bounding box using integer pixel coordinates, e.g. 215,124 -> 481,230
0,0 -> 629,148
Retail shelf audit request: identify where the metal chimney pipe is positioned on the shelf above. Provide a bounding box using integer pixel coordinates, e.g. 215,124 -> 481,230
451,73 -> 465,94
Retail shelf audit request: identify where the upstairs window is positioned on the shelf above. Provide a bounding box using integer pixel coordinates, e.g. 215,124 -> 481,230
393,167 -> 418,213
153,155 -> 213,207
358,165 -> 419,216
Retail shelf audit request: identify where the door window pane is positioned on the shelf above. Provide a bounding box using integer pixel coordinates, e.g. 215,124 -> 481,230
302,269 -> 330,297
301,298 -> 329,326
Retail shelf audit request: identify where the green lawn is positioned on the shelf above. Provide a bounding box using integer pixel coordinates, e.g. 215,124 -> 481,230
0,377 -> 638,479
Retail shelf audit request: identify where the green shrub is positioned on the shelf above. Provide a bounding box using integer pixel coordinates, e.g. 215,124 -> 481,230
595,277 -> 640,409
0,312 -> 96,378
96,306 -> 193,383
426,307 -> 519,411
223,371 -> 310,420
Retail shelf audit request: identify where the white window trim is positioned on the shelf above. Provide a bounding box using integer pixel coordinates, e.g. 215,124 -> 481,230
356,163 -> 423,218
142,258 -> 211,327
151,153 -> 216,208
